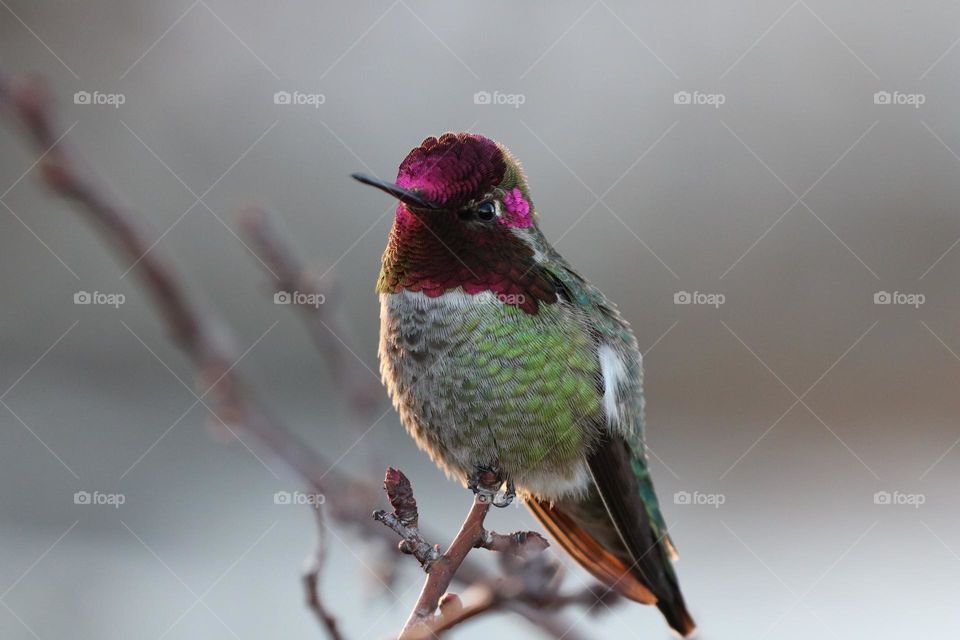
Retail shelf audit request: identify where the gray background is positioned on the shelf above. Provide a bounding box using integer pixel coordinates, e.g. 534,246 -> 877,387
2,1 -> 960,638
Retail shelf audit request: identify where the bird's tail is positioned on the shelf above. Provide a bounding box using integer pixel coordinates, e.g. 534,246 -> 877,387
657,588 -> 697,638
528,497 -> 697,637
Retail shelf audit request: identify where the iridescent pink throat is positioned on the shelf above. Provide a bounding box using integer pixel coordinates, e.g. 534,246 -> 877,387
378,201 -> 555,315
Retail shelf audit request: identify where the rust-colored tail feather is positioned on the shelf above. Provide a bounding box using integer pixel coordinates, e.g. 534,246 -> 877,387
527,498 -> 657,604
527,496 -> 696,637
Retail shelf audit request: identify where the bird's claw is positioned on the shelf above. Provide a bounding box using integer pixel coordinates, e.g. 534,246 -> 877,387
468,464 -> 515,508
490,481 -> 515,508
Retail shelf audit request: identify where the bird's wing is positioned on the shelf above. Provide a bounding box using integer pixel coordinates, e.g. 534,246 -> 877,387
583,430 -> 694,635
533,256 -> 695,635
527,434 -> 696,634
544,254 -> 677,556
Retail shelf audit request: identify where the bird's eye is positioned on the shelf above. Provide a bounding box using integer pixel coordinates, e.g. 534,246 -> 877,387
476,200 -> 497,222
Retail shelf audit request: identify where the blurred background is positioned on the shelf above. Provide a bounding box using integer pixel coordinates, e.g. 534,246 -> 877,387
2,1 -> 960,638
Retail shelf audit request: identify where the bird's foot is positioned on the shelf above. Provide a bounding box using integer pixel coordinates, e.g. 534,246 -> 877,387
468,464 -> 515,508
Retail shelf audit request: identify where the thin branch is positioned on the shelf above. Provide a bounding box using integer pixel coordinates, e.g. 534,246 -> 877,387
401,489 -> 492,635
405,567 -> 611,640
238,205 -> 382,417
237,204 -> 388,632
374,468 -> 442,569
373,467 -> 601,640
478,529 -> 550,557
2,76 -> 325,490
304,503 -> 346,640
2,72 -> 372,638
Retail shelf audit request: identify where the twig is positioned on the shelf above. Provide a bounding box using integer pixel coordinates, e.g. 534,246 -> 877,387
2,76 -> 326,490
404,569 -> 612,640
238,205 -> 382,417
372,467 -> 599,639
374,468 -> 441,569
477,529 -> 550,557
1,73 -> 360,635
502,601 -> 589,640
402,493 -> 491,635
304,502 -> 346,640
238,204 -> 386,633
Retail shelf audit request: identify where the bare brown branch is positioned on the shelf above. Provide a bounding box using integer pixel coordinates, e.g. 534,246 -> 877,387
374,468 -> 442,569
478,529 -> 550,557
1,71 -> 364,639
400,492 -> 493,635
237,205 -> 382,416
303,503 -> 346,640
369,467 -> 608,639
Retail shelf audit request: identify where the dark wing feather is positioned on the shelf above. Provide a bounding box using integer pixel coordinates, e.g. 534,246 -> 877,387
586,431 -> 696,637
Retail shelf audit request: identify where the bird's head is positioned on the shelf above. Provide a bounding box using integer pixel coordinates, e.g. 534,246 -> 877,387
353,132 -> 535,230
354,133 -> 556,313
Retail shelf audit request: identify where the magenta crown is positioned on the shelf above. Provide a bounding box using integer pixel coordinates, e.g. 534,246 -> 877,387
395,133 -> 506,208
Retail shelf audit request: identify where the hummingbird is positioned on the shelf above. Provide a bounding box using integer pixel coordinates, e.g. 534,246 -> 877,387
353,132 -> 696,636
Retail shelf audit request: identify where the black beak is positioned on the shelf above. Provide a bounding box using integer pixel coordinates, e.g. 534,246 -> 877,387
351,173 -> 440,210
